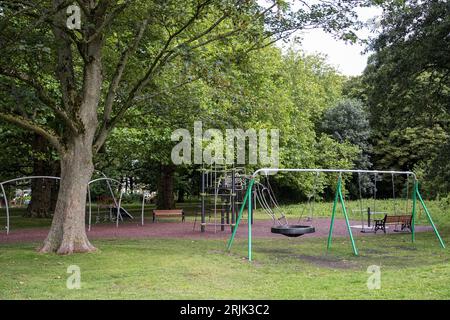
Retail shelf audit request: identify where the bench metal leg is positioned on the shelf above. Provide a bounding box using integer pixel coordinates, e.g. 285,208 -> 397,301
374,220 -> 386,234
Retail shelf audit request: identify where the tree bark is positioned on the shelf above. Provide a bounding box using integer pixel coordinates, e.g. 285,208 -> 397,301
129,176 -> 134,193
177,187 -> 185,203
156,164 -> 176,210
26,134 -> 60,218
27,179 -> 55,218
39,135 -> 96,254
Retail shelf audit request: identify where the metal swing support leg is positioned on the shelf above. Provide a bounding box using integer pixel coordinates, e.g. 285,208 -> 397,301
226,179 -> 255,260
327,175 -> 358,256
414,182 -> 445,249
411,180 -> 417,243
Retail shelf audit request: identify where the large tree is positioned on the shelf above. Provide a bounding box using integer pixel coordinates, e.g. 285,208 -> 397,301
0,0 -> 371,254
361,0 -> 450,195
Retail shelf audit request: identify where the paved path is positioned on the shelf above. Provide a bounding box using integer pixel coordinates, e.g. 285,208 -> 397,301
0,218 -> 431,244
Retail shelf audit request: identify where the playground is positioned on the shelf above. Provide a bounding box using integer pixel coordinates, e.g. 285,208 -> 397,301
0,212 -> 449,299
1,0 -> 449,302
1,169 -> 449,300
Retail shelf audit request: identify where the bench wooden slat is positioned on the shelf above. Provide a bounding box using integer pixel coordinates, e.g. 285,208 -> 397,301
153,209 -> 183,215
152,209 -> 185,222
385,215 -> 412,224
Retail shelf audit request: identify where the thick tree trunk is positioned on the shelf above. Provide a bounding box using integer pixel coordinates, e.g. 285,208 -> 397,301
27,178 -> 54,218
26,134 -> 60,218
177,188 -> 185,203
156,164 -> 175,210
39,136 -> 96,254
129,176 -> 134,193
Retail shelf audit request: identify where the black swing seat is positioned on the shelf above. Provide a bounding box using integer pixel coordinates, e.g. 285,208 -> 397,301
271,225 -> 315,237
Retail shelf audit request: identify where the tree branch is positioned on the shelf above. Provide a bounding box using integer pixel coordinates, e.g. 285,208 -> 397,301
0,112 -> 63,152
96,18 -> 149,145
92,1 -> 278,152
93,75 -> 200,153
124,0 -> 213,106
124,1 -> 277,104
0,66 -> 79,133
51,0 -> 79,113
85,0 -> 133,43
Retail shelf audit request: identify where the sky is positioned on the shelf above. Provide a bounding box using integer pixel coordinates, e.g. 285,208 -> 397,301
285,6 -> 383,77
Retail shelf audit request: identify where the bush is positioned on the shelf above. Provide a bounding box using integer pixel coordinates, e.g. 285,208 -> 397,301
120,193 -> 142,204
438,194 -> 450,211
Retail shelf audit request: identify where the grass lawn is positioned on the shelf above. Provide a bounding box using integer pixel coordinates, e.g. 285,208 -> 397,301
0,199 -> 448,299
0,230 -> 449,299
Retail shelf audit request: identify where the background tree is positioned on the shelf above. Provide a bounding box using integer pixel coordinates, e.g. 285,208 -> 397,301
358,0 -> 450,197
0,80 -> 60,217
101,46 -> 362,206
272,50 -> 359,198
320,98 -> 371,197
26,134 -> 60,218
321,98 -> 371,169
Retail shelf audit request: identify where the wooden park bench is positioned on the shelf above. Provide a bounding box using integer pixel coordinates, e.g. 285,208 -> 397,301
374,214 -> 412,234
152,209 -> 185,223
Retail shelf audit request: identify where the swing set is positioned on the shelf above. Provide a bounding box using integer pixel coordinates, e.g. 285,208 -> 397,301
227,168 -> 446,261
353,172 -> 412,233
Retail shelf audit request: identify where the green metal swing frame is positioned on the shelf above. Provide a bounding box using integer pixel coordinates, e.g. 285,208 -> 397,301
227,169 -> 445,261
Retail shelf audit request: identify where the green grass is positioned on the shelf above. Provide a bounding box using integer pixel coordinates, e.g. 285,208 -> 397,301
0,232 -> 449,299
1,198 -> 449,299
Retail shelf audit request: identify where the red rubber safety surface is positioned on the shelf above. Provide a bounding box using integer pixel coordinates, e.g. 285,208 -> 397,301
0,218 -> 432,244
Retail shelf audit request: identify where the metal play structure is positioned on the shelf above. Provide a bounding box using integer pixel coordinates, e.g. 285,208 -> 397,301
227,168 -> 446,261
87,171 -> 133,231
0,173 -> 133,234
195,165 -> 250,233
0,176 -> 60,234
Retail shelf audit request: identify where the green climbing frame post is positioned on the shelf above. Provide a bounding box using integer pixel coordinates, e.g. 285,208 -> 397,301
226,179 -> 254,252
415,184 -> 446,249
411,180 -> 417,243
326,176 -> 340,251
327,175 -> 358,256
248,181 -> 253,261
338,183 -> 358,256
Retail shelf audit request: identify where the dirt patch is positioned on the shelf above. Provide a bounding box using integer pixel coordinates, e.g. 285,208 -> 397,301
293,254 -> 358,269
362,248 -> 385,254
392,246 -> 418,251
257,247 -> 359,269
